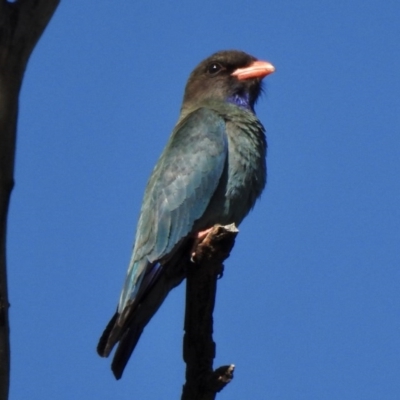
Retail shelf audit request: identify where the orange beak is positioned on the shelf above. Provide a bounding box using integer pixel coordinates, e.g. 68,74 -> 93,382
231,60 -> 275,80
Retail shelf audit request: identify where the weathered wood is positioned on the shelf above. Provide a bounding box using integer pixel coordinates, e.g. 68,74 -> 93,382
0,1 -> 60,398
181,224 -> 238,400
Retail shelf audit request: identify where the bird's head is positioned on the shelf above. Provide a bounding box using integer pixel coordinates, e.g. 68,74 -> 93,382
181,50 -> 275,115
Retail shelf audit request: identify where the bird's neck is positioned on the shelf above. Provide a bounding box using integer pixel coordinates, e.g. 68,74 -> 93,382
226,93 -> 254,112
180,96 -> 255,123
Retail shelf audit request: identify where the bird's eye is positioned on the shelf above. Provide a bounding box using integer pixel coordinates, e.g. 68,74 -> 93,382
207,63 -> 223,75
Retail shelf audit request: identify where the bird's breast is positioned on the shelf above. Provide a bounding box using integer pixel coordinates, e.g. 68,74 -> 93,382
224,116 -> 266,223
195,109 -> 266,230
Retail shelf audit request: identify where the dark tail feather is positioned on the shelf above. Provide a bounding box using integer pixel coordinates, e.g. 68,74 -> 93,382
98,241 -> 192,379
110,266 -> 185,378
111,324 -> 143,379
97,311 -> 119,357
110,268 -> 186,377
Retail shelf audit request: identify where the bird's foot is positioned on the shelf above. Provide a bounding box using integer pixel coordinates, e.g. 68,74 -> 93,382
190,228 -> 213,262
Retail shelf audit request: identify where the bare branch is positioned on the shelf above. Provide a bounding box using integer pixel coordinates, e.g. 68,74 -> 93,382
181,224 -> 238,400
0,1 -> 59,398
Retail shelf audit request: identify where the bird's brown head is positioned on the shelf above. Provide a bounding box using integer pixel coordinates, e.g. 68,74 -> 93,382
181,50 -> 275,115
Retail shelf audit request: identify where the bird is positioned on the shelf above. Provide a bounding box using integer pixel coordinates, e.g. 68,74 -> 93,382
97,50 -> 275,379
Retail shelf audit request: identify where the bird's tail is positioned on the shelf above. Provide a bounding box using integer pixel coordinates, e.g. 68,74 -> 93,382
97,255 -> 187,379
97,258 -> 154,360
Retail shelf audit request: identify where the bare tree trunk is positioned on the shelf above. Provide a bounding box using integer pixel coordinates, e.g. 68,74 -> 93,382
0,1 -> 60,398
181,224 -> 238,400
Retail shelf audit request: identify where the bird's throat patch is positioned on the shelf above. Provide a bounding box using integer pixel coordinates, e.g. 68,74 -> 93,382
227,93 -> 252,111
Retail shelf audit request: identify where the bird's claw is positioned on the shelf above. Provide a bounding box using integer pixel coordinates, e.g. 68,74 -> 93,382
190,227 -> 213,263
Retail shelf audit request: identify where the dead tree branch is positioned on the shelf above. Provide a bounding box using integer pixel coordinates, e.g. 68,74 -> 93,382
0,1 -> 60,398
181,224 -> 238,400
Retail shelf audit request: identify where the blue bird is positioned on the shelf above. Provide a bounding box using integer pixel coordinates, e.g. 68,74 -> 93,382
97,50 -> 275,379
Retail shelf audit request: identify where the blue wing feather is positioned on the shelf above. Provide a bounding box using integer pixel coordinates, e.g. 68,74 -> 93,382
118,107 -> 227,311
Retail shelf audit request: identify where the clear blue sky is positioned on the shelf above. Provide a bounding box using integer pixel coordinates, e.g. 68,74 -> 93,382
8,1 -> 400,399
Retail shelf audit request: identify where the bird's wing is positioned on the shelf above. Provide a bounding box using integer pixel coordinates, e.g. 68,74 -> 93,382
118,107 -> 228,310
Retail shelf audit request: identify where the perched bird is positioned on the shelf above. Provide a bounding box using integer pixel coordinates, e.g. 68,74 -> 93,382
97,50 -> 275,379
